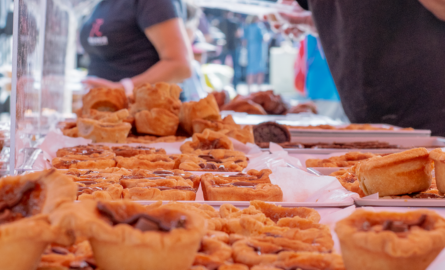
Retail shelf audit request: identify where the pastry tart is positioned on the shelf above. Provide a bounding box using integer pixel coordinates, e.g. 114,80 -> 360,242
130,82 -> 182,115
56,144 -> 111,158
121,169 -> 201,190
0,170 -> 77,270
49,200 -> 205,270
429,148 -> 445,195
115,154 -> 176,170
126,135 -> 187,144
179,95 -> 222,135
181,130 -> 234,154
355,148 -> 431,196
52,151 -> 117,169
111,145 -> 166,157
38,241 -> 94,270
123,186 -> 197,201
221,99 -> 268,115
77,118 -> 132,143
178,154 -> 246,172
135,108 -> 179,136
119,173 -> 194,189
81,88 -> 128,116
202,179 -> 283,201
336,209 -> 445,270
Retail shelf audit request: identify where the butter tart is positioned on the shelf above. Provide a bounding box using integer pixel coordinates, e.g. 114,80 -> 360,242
81,88 -> 128,116
120,169 -> 200,190
52,151 -> 116,169
135,108 -> 179,136
179,95 -> 222,135
202,178 -> 283,201
221,99 -> 267,115
306,152 -> 377,168
115,154 -> 176,170
77,118 -> 132,143
111,145 -> 166,157
0,170 -> 77,270
429,148 -> 445,195
38,241 -> 95,270
130,82 -> 182,116
122,186 -> 197,201
178,154 -> 246,172
126,135 -> 187,144
56,144 -> 111,158
49,200 -> 205,270
336,209 -> 445,270
181,130 -> 234,154
355,148 -> 431,196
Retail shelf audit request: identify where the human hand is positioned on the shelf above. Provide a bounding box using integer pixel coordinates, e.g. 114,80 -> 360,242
418,0 -> 445,21
82,77 -> 124,90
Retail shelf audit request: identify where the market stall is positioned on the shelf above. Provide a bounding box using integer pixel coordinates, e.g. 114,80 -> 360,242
3,0 -> 445,270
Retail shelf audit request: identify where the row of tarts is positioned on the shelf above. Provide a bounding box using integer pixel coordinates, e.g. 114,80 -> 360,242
2,169 -> 445,270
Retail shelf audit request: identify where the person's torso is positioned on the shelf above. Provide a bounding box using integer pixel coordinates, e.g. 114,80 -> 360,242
309,0 -> 445,134
80,0 -> 185,81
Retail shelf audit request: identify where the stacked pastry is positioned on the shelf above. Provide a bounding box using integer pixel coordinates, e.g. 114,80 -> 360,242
221,90 -> 287,115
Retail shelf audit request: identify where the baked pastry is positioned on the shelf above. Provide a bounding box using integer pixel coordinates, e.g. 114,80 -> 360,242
192,115 -> 255,144
177,152 -> 247,172
77,118 -> 132,143
120,169 -> 200,190
253,122 -> 291,144
130,82 -> 182,116
336,209 -> 445,270
180,130 -> 234,154
331,168 -> 366,197
201,170 -> 272,187
56,144 -> 111,157
81,88 -> 128,116
135,108 -> 179,136
49,200 -> 205,270
115,154 -> 176,170
0,170 -> 77,270
193,231 -> 233,269
38,241 -> 95,270
52,150 -> 116,169
287,102 -> 318,114
179,95 -> 222,135
355,148 -> 431,196
77,182 -> 124,201
249,90 -> 287,115
201,178 -> 283,201
429,148 -> 445,195
126,135 -> 187,144
209,90 -> 229,109
306,152 -> 377,168
112,145 -> 166,157
221,99 -> 267,115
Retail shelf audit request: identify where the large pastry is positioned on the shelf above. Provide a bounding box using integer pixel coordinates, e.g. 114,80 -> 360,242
180,129 -> 234,154
355,148 -> 431,196
429,148 -> 445,195
123,186 -> 197,200
135,108 -> 179,136
0,170 -> 77,270
81,88 -> 128,116
77,118 -> 132,143
115,154 -> 176,170
56,144 -> 111,158
112,145 -> 166,157
336,209 -> 445,270
253,122 -> 291,144
249,90 -> 287,115
130,82 -> 182,115
49,200 -> 205,270
306,152 -> 377,168
179,95 -> 221,135
52,150 -> 117,169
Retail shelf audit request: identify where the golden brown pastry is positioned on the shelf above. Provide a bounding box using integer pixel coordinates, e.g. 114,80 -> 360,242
56,144 -> 111,158
111,145 -> 166,157
355,148 -> 432,196
180,130 -> 234,154
81,88 -> 128,116
330,168 -> 366,197
126,135 -> 187,144
130,82 -> 182,115
429,148 -> 445,195
115,154 -> 176,170
306,152 -> 377,168
192,115 -> 255,144
179,95 -> 222,135
77,118 -> 132,143
52,151 -> 117,169
0,170 -> 77,270
49,200 -> 205,270
336,209 -> 445,270
135,108 -> 179,136
38,241 -> 94,270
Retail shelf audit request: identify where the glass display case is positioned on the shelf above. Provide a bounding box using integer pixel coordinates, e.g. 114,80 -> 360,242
10,0 -> 98,174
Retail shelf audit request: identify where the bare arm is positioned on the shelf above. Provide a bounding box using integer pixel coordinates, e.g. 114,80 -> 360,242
84,18 -> 192,90
419,0 -> 445,21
